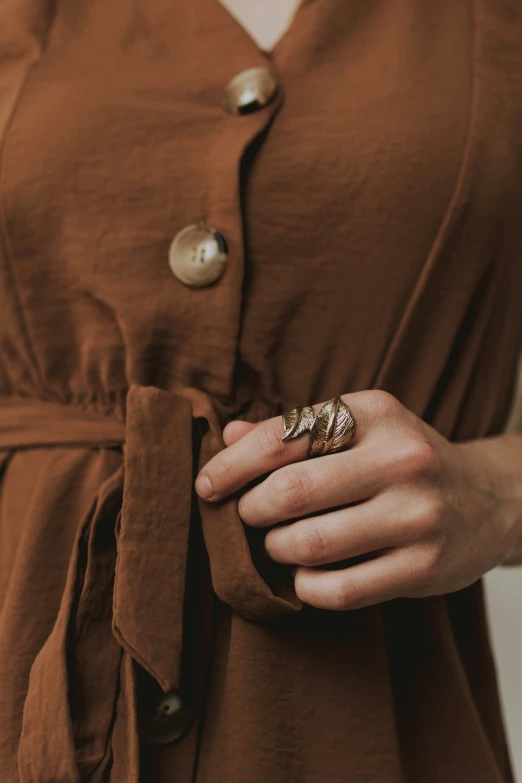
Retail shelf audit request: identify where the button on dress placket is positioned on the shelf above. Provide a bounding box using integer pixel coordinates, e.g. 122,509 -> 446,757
222,65 -> 279,115
5,23 -> 297,783
132,58 -> 285,749
109,54 -> 287,764
168,66 -> 278,289
169,224 -> 228,287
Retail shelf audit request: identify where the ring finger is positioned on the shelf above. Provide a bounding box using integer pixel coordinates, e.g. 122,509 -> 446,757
264,489 -> 408,567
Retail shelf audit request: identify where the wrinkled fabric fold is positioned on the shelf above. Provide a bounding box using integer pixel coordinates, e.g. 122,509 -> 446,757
0,385 -> 301,781
16,467 -> 125,782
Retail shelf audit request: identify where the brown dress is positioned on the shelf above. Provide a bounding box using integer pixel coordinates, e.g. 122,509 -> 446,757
1,0 -> 521,780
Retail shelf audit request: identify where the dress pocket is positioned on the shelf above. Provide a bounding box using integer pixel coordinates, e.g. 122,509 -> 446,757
17,467 -> 131,783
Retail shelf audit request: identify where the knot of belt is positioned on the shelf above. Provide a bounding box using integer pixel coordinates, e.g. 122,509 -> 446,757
0,385 -> 302,782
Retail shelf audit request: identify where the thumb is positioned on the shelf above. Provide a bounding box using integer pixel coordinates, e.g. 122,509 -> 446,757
222,419 -> 258,446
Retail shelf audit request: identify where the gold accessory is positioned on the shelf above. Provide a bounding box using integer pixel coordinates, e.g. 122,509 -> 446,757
281,397 -> 355,458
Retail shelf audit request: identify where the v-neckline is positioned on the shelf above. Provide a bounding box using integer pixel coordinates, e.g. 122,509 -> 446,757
212,0 -> 315,64
216,0 -> 305,56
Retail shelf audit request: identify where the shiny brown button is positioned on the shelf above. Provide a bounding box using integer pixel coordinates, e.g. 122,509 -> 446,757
139,687 -> 193,746
168,224 -> 228,287
223,66 -> 278,115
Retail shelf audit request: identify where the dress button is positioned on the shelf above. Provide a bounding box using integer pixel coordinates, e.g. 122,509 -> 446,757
139,687 -> 193,746
169,223 -> 228,287
223,66 -> 279,115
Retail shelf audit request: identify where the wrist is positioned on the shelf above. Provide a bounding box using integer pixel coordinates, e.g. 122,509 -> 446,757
457,433 -> 522,566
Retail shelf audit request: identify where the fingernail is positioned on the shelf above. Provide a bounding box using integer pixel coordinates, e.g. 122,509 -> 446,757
195,473 -> 214,499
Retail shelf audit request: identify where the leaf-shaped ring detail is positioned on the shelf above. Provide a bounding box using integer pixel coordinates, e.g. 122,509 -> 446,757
281,405 -> 315,441
281,397 -> 355,458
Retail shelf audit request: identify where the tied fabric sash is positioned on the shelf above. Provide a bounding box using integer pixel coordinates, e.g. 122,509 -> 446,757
0,385 -> 301,782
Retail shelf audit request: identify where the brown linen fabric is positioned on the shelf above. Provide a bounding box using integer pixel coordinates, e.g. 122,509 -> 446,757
1,0 -> 522,780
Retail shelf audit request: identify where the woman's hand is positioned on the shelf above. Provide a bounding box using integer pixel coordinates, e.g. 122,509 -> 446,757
195,390 -> 521,610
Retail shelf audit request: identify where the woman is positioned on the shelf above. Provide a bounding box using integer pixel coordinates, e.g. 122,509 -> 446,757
0,0 -> 521,781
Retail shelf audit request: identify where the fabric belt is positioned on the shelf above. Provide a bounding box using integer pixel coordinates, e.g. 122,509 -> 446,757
0,385 -> 302,782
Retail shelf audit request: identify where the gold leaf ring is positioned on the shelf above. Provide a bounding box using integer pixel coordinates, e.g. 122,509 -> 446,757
281,397 -> 355,458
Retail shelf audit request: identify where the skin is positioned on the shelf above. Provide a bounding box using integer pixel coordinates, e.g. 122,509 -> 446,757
194,390 -> 522,611
218,0 -> 302,52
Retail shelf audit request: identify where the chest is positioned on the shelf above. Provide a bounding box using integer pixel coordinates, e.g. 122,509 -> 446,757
218,0 -> 302,51
1,0 -> 521,412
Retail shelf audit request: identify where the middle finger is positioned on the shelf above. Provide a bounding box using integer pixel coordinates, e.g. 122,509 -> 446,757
238,441 -> 386,527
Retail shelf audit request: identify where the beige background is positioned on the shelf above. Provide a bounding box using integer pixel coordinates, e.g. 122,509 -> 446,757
485,358 -> 522,781
485,567 -> 522,780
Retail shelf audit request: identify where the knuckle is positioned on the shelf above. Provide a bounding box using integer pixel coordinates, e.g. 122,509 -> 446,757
255,420 -> 286,460
333,573 -> 363,610
270,468 -> 310,516
396,436 -> 438,478
415,494 -> 445,537
413,543 -> 444,589
367,390 -> 402,421
413,438 -> 438,476
295,525 -> 328,566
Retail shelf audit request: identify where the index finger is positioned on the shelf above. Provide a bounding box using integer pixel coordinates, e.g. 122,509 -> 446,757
194,390 -> 394,502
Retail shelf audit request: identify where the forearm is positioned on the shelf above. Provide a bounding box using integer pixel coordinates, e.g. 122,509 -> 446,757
458,431 -> 522,566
